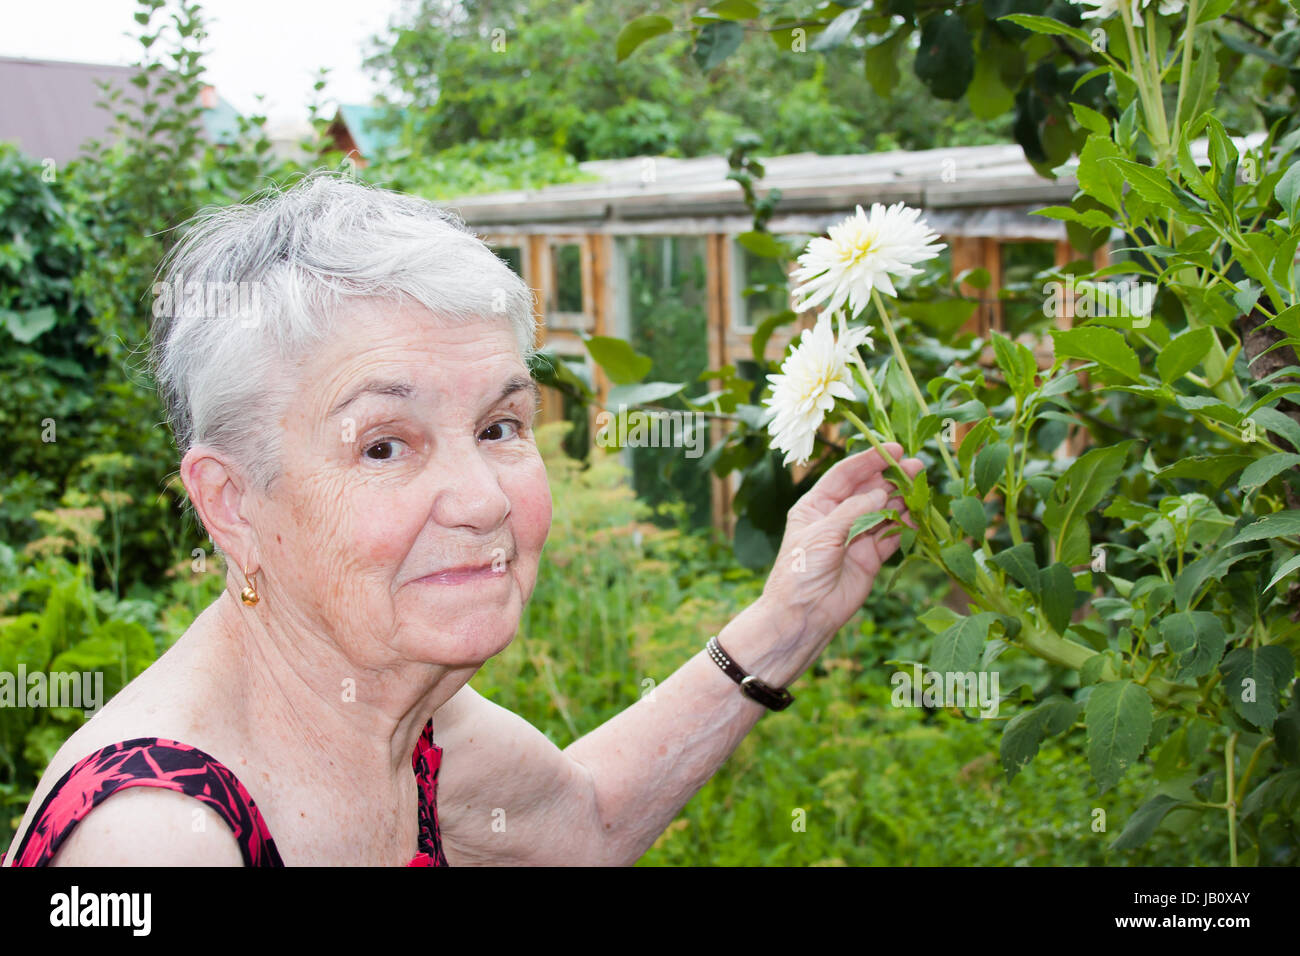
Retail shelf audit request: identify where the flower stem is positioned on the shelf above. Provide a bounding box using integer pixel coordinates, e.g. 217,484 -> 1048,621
849,349 -> 896,442
870,289 -> 961,484
840,407 -> 905,478
1225,731 -> 1239,867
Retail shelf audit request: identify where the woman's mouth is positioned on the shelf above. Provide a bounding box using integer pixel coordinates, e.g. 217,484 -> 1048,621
414,563 -> 509,586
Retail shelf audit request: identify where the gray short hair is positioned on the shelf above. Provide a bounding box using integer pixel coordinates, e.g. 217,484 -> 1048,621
149,172 -> 538,490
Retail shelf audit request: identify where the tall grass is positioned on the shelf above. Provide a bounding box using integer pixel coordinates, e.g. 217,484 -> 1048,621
476,423 -> 1227,865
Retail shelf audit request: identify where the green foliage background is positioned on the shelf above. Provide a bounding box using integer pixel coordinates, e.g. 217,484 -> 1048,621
3,0 -> 1298,866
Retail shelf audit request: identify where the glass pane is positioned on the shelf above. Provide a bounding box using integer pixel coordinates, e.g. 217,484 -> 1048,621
1000,241 -> 1057,335
494,245 -> 523,276
559,355 -> 590,461
734,242 -> 791,331
616,235 -> 712,530
551,243 -> 584,313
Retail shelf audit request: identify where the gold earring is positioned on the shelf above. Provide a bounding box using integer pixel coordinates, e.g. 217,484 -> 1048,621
240,566 -> 260,607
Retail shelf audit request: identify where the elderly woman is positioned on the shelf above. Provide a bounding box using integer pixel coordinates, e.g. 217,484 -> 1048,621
6,175 -> 920,866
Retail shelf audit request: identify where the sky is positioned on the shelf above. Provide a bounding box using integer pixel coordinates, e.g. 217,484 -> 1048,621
0,0 -> 404,129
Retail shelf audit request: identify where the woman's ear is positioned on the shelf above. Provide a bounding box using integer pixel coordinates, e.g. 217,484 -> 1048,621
181,445 -> 255,567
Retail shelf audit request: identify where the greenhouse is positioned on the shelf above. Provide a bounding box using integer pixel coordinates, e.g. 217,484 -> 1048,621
440,142 -> 1100,534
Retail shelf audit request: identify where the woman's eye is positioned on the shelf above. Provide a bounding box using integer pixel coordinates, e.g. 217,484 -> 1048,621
480,420 -> 520,442
364,439 -> 404,461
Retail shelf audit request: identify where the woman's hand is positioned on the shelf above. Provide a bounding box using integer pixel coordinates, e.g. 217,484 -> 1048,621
757,443 -> 924,656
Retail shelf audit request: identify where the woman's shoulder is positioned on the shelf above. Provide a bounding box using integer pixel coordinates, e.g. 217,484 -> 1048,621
44,786 -> 247,866
5,647 -> 271,867
7,720 -> 276,867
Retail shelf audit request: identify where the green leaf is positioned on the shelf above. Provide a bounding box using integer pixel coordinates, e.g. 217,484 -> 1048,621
1155,454 -> 1254,492
616,16 -> 674,62
1239,453 -> 1300,492
1085,680 -> 1153,794
1275,696 -> 1300,766
3,306 -> 58,343
998,14 -> 1091,46
991,331 -> 1037,399
968,48 -> 1014,120
914,12 -> 974,101
917,605 -> 963,634
1105,158 -> 1203,216
864,29 -> 907,97
1040,563 -> 1076,635
896,297 -> 977,336
1220,646 -> 1295,729
810,6 -> 861,51
1076,135 -> 1125,210
1249,406 -> 1300,455
992,542 -> 1040,594
1071,103 -> 1109,137
1000,696 -> 1080,780
1050,326 -> 1142,381
732,513 -> 776,569
1265,553 -> 1300,594
1159,611 -> 1227,681
974,442 -> 1010,497
1043,441 -> 1137,567
692,20 -> 743,71
736,230 -> 788,259
584,336 -> 653,384
751,310 -> 798,364
708,0 -> 760,19
1276,162 -> 1300,224
605,382 -> 685,408
1225,510 -> 1300,547
940,542 -> 978,586
957,417 -> 995,474
1155,327 -> 1213,383
1111,793 -> 1190,850
1240,768 -> 1300,819
1033,205 -> 1117,230
930,612 -> 999,674
846,510 -> 888,545
951,496 -> 987,539
1175,546 -> 1261,611
1080,652 -> 1109,686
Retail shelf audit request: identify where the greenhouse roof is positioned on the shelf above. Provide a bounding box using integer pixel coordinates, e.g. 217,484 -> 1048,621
438,143 -> 1081,238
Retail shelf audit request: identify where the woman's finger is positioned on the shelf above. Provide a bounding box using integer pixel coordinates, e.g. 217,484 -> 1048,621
811,443 -> 906,506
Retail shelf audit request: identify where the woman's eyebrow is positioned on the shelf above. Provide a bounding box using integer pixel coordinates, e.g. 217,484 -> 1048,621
328,379 -> 416,418
500,375 -> 542,408
328,374 -> 540,418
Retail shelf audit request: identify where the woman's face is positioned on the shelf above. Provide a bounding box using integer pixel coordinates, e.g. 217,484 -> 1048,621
246,299 -> 552,669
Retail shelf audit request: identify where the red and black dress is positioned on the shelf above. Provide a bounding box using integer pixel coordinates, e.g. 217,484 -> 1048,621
6,718 -> 448,867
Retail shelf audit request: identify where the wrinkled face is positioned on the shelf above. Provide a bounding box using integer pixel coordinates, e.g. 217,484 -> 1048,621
247,299 -> 552,669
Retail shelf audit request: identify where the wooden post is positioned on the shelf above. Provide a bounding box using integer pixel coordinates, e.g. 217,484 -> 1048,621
526,235 -> 563,428
587,233 -> 612,456
984,237 -> 1003,333
706,234 -> 735,541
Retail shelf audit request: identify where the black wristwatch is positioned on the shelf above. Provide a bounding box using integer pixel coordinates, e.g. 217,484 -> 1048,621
705,635 -> 795,711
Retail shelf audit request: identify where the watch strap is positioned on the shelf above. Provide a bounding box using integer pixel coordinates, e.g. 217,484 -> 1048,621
706,635 -> 794,711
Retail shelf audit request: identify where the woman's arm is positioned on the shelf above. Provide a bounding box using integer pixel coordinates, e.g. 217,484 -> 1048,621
433,444 -> 921,866
48,789 -> 246,866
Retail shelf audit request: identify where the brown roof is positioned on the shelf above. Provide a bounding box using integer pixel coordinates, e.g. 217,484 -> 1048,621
0,55 -> 220,163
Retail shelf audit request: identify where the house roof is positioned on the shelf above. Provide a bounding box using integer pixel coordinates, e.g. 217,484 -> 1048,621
435,143 -> 1082,239
330,104 -> 403,161
0,55 -> 242,163
437,134 -> 1272,240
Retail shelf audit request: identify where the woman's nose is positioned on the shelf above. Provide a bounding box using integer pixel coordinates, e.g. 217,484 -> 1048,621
427,438 -> 511,531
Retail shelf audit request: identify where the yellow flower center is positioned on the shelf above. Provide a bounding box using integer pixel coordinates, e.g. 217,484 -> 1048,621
844,230 -> 879,266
